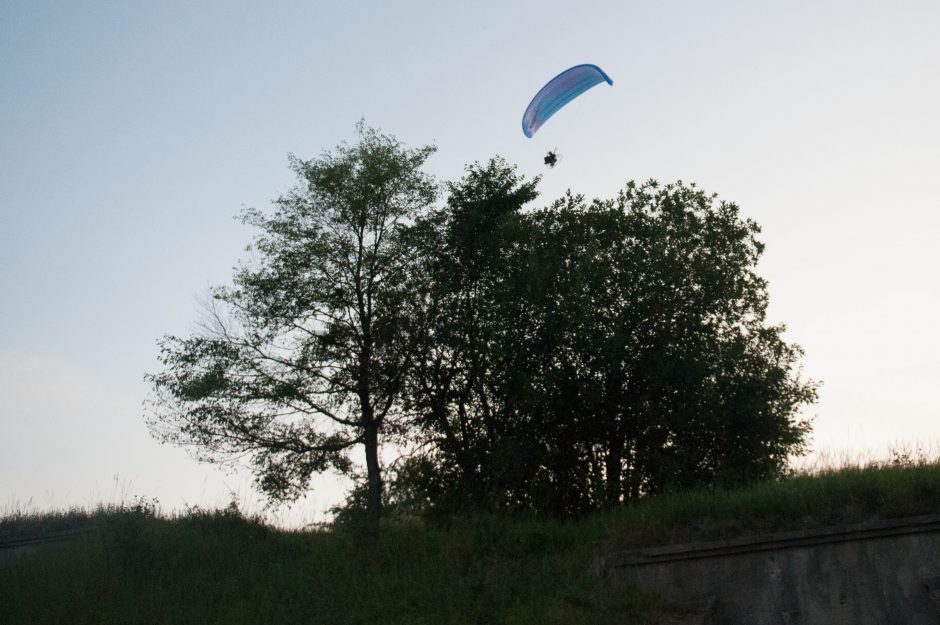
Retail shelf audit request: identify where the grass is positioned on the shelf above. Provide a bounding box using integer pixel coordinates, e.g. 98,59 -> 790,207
593,458 -> 940,551
3,457 -> 940,625
0,502 -> 658,625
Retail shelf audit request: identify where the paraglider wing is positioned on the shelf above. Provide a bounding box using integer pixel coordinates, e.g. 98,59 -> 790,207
522,64 -> 613,138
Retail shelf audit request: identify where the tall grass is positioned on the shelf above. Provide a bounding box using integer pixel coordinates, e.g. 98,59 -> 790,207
3,455 -> 940,625
0,502 -> 657,625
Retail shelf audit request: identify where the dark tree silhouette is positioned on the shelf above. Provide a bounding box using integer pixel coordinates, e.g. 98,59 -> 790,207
146,123 -> 436,531
399,176 -> 816,516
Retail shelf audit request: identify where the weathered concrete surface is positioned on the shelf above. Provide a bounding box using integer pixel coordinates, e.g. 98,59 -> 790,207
598,514 -> 940,624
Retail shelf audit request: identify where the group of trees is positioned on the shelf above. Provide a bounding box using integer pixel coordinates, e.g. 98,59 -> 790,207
146,124 -> 817,530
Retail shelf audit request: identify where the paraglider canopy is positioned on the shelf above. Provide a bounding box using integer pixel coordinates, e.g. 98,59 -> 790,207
522,64 -> 613,138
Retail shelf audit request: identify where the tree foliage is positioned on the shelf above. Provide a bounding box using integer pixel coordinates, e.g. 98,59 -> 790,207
147,131 -> 817,525
397,158 -> 540,513
402,172 -> 817,517
146,123 -> 436,528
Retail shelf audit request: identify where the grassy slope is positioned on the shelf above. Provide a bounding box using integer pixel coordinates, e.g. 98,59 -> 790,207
3,462 -> 940,625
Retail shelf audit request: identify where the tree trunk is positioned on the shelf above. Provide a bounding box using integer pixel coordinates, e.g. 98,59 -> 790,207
363,416 -> 383,532
605,436 -> 623,507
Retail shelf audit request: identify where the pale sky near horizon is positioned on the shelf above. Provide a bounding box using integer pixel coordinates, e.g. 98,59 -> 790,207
2,1 -> 939,526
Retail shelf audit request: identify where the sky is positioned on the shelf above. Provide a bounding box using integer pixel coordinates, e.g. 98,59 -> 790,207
2,0 -> 939,526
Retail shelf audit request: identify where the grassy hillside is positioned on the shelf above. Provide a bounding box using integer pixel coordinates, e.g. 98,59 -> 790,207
3,460 -> 940,625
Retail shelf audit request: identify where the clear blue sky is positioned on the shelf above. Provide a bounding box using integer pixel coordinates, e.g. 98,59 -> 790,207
3,0 -> 939,524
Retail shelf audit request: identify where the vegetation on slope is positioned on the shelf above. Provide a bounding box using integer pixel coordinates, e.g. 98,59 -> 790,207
3,460 -> 940,625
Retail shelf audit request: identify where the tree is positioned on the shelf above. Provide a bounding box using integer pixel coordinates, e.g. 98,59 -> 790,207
145,123 -> 437,530
401,158 -> 540,513
402,177 -> 817,516
515,182 -> 817,509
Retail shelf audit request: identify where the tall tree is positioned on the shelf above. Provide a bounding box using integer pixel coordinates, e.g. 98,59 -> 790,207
401,158 -> 539,512
400,177 -> 817,517
146,123 -> 436,529
511,181 -> 818,509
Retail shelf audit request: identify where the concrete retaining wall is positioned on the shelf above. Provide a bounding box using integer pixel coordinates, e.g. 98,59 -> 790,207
598,514 -> 940,624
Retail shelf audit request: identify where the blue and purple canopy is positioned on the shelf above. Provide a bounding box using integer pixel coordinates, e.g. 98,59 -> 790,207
522,64 -> 613,138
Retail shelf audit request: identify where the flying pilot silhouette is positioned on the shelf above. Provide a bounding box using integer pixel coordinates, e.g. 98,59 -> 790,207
544,151 -> 558,168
